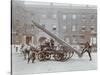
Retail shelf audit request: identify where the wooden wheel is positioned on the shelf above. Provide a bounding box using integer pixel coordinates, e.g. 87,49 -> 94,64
54,53 -> 63,61
38,52 -> 45,61
65,51 -> 74,60
68,51 -> 74,58
45,52 -> 51,60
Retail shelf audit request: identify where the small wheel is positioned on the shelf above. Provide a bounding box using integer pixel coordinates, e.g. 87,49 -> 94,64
65,51 -> 74,60
38,52 -> 45,61
68,51 -> 74,58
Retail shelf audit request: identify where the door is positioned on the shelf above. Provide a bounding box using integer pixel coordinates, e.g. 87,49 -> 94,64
26,36 -> 32,44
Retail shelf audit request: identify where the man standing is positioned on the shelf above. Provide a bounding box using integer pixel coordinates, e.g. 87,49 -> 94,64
81,41 -> 92,61
50,38 -> 54,50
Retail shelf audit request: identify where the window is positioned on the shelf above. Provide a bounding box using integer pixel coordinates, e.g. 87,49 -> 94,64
90,15 -> 95,21
52,14 -> 57,19
72,25 -> 76,31
72,14 -> 76,20
72,38 -> 77,44
63,26 -> 66,30
93,37 -> 96,45
81,26 -> 86,32
90,37 -> 96,45
52,25 -> 56,30
41,14 -> 47,18
80,34 -> 85,39
82,15 -> 86,21
63,15 -> 66,20
65,38 -> 70,43
42,24 -> 45,28
90,26 -> 94,30
31,27 -> 34,32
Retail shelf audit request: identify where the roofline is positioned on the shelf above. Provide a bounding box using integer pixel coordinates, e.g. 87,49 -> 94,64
24,2 -> 97,9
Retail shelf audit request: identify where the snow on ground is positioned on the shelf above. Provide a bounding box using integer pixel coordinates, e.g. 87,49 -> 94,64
12,46 -> 97,75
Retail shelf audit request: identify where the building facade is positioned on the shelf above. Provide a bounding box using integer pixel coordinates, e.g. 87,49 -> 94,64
12,1 -> 97,50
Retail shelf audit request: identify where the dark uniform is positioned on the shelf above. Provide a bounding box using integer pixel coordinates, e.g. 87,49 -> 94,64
81,42 -> 92,61
16,46 -> 18,52
50,39 -> 54,50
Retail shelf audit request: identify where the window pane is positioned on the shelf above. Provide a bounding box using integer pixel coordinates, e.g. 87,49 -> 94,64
65,38 -> 69,43
72,38 -> 77,44
93,37 -> 96,45
41,14 -> 47,18
72,25 -> 76,31
63,15 -> 66,20
52,14 -> 57,19
52,25 -> 56,30
63,26 -> 66,30
72,14 -> 76,19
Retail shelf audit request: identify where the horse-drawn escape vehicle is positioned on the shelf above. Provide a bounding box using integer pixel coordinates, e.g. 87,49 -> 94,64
17,21 -> 92,63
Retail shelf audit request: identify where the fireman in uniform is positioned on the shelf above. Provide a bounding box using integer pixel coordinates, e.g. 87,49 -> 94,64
81,41 -> 92,61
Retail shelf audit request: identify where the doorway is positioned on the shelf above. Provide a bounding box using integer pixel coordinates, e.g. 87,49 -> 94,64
26,36 -> 32,44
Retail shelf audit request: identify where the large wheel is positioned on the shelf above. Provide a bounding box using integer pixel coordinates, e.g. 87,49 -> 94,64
54,53 -> 63,61
45,52 -> 51,60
